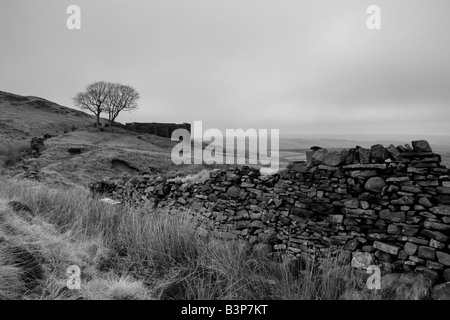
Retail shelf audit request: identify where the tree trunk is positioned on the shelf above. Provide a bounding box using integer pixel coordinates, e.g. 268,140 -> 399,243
96,113 -> 100,127
108,111 -> 113,127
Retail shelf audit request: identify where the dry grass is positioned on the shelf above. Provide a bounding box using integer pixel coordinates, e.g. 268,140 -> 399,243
0,125 -> 217,188
0,91 -> 97,146
0,141 -> 31,167
0,177 -> 433,300
168,169 -> 212,184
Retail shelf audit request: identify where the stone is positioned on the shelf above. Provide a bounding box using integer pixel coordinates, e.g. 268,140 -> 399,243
351,252 -> 373,269
274,244 -> 287,250
250,212 -> 262,220
250,220 -> 265,229
305,150 -> 315,167
344,239 -> 359,251
227,186 -> 241,198
430,239 -> 446,250
430,205 -> 450,216
311,149 -> 328,166
310,202 -> 334,215
390,196 -> 415,206
401,186 -> 421,193
420,229 -> 449,243
343,199 -> 359,209
346,148 -> 356,164
417,181 -> 439,187
350,170 -> 378,178
362,245 -> 375,253
436,251 -> 450,266
424,220 -> 450,231
236,221 -> 251,229
208,194 -> 218,202
343,208 -> 377,219
240,182 -> 255,188
289,162 -> 308,173
431,282 -> 450,300
373,241 -> 399,255
379,210 -> 405,223
427,260 -> 444,270
397,145 -> 409,153
436,195 -> 450,204
404,144 -> 413,152
402,226 -> 419,236
444,269 -> 450,282
386,144 -> 401,161
357,148 -> 371,164
418,197 -> 433,208
318,165 -> 339,171
412,140 -> 432,153
253,243 -> 273,255
279,216 -> 291,225
386,176 -> 410,182
437,187 -> 450,194
330,215 -> 344,224
404,242 -> 418,256
408,237 -> 430,245
387,224 -> 400,234
310,148 -> 347,167
343,164 -> 387,170
374,250 -> 395,263
370,144 -> 388,163
360,201 -> 370,210
417,246 -> 436,260
236,209 -> 249,218
364,177 -> 387,193
324,149 -> 348,167
290,207 -> 314,218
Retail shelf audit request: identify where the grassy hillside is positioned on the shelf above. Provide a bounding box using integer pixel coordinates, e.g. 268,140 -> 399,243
0,91 -> 214,186
0,91 -> 101,145
0,125 -> 216,187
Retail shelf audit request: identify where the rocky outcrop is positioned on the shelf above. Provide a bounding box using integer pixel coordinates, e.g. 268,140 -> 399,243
91,140 -> 450,285
24,134 -> 55,159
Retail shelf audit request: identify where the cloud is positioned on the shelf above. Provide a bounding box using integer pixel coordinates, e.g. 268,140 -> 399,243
1,0 -> 449,135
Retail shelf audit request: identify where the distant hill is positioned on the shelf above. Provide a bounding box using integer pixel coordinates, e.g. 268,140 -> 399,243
0,91 -> 104,145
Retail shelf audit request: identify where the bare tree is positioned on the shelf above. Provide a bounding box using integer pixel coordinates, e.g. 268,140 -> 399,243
73,81 -> 111,126
105,83 -> 140,127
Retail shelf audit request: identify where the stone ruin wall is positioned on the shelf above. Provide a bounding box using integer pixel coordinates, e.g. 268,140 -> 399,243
125,122 -> 191,138
91,140 -> 450,283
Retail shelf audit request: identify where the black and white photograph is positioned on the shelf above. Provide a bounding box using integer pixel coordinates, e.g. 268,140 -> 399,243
1,0 -> 450,307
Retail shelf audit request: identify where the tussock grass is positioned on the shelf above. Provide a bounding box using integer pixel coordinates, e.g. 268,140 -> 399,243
0,177 -> 433,300
0,141 -> 31,166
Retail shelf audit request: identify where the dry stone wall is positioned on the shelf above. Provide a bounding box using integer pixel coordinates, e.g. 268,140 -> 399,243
91,140 -> 450,283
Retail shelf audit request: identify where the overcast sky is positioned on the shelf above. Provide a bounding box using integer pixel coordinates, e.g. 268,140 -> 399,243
1,0 -> 449,135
